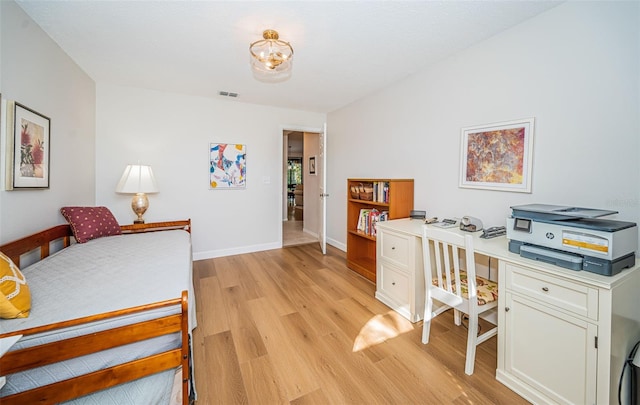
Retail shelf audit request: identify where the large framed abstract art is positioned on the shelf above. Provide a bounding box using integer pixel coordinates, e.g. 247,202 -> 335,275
459,118 -> 534,193
209,143 -> 246,189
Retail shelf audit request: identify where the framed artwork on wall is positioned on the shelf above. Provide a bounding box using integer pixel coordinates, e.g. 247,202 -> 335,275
309,156 -> 316,175
209,143 -> 246,189
459,118 -> 535,193
7,102 -> 51,190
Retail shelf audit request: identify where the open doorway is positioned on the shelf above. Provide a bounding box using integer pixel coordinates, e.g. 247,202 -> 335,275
283,130 -> 320,247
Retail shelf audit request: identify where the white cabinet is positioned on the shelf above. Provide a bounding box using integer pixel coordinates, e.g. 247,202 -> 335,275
502,288 -> 597,403
497,261 -> 640,405
375,222 -> 425,322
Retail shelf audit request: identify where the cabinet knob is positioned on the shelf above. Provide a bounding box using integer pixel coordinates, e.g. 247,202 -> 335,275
505,307 -> 510,312
542,287 -> 549,292
392,282 -> 396,286
391,246 -> 396,250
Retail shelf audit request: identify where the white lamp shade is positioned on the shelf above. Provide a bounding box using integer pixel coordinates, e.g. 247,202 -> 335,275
115,165 -> 159,194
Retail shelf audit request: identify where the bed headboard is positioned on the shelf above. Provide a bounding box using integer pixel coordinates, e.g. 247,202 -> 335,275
0,219 -> 191,267
120,219 -> 191,235
0,225 -> 72,267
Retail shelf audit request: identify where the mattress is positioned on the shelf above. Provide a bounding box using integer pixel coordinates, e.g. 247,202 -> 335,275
0,230 -> 196,400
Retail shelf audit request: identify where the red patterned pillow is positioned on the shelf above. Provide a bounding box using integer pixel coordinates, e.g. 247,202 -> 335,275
60,206 -> 122,243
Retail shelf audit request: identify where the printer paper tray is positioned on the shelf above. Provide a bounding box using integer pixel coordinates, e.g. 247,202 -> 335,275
520,244 -> 583,271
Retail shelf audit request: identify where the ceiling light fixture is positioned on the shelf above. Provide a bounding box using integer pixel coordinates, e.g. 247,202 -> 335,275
249,29 -> 293,83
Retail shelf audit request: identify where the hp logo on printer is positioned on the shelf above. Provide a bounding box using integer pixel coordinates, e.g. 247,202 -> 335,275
545,232 -> 555,240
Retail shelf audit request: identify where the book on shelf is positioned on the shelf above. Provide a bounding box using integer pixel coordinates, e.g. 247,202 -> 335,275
356,208 -> 370,233
357,208 -> 382,236
371,181 -> 390,203
370,210 -> 380,237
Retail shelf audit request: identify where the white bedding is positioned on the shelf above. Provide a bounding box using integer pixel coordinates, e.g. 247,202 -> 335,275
0,229 -> 196,400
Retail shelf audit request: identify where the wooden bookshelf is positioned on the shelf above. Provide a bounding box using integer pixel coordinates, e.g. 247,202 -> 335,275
346,178 -> 414,282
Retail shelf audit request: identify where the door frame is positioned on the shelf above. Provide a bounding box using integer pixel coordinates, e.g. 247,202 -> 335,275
279,124 -> 324,248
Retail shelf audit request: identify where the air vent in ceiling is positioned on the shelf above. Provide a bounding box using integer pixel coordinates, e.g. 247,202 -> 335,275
219,91 -> 239,98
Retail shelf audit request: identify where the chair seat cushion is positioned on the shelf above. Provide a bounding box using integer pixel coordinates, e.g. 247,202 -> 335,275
432,271 -> 498,305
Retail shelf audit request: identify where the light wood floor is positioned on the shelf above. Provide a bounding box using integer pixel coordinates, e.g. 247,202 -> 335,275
191,244 -> 529,405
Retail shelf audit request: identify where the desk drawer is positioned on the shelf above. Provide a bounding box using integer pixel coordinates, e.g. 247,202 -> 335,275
379,262 -> 410,307
380,230 -> 410,268
504,263 -> 598,320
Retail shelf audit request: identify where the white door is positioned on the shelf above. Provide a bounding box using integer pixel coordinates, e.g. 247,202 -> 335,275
318,123 -> 328,254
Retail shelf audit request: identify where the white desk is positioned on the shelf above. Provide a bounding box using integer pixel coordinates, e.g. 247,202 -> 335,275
376,218 -> 640,405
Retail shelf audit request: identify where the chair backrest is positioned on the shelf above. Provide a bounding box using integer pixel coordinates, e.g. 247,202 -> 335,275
421,226 -> 477,308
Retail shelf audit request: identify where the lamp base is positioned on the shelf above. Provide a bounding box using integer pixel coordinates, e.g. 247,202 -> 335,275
131,193 -> 149,224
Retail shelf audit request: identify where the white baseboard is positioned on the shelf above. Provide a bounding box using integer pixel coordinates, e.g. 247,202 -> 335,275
193,242 -> 280,260
328,237 -> 346,252
194,238 -> 346,260
303,228 -> 318,238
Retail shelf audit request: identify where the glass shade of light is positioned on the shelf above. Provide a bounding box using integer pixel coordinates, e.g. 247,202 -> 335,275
249,29 -> 293,83
115,165 -> 159,224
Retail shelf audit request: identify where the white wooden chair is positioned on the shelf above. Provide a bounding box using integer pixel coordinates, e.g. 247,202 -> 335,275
421,226 -> 498,375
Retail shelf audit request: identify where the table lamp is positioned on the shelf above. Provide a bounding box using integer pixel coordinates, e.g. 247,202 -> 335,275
115,164 -> 159,224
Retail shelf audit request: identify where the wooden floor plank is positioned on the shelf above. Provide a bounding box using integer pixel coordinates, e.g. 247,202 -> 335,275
286,285 -> 341,337
202,331 -> 248,404
319,328 -> 414,404
244,251 -> 298,316
240,355 -> 289,405
214,255 -> 247,289
246,296 -> 321,400
197,276 -> 229,336
221,283 -> 268,363
193,258 -> 216,279
289,388 -> 331,405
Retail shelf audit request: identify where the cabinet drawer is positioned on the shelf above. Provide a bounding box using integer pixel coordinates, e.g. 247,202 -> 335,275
504,263 -> 598,320
379,263 -> 410,307
380,230 -> 410,268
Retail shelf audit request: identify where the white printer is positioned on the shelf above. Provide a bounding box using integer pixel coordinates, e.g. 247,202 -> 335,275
507,204 -> 637,276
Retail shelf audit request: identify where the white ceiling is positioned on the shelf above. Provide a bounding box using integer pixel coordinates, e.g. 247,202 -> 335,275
16,1 -> 562,113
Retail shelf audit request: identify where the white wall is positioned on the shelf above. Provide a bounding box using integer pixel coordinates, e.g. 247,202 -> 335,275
0,0 -> 96,243
95,83 -> 324,259
326,1 -> 640,252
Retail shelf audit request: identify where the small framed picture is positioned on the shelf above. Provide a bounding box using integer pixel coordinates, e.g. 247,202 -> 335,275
309,156 -> 316,175
9,102 -> 51,189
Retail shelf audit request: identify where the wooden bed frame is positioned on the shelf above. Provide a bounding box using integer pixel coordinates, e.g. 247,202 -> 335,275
0,220 -> 193,405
